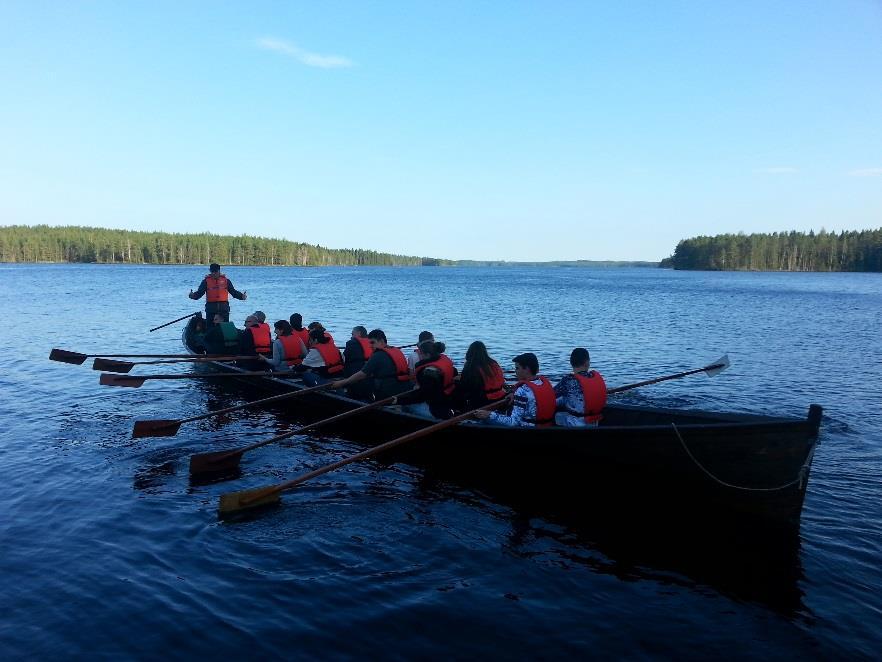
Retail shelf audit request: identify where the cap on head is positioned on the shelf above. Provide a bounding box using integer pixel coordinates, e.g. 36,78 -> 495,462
513,352 -> 539,375
252,311 -> 266,323
209,263 -> 221,273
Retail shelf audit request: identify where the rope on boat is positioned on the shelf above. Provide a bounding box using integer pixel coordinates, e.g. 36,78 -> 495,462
671,423 -> 813,492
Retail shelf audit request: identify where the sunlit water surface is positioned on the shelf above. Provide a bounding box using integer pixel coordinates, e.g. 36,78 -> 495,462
1,264 -> 880,658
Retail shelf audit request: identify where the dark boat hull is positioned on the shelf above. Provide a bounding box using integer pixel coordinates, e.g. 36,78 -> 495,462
183,324 -> 821,531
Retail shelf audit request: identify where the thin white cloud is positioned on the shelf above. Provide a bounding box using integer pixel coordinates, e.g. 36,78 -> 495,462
754,167 -> 798,174
256,37 -> 354,69
847,167 -> 882,177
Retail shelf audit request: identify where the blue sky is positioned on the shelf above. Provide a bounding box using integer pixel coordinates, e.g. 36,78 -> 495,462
1,1 -> 880,261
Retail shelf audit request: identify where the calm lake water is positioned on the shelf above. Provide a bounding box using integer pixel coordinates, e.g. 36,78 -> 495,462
1,264 -> 880,658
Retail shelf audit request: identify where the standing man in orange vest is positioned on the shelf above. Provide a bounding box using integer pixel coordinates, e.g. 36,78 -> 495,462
189,263 -> 247,328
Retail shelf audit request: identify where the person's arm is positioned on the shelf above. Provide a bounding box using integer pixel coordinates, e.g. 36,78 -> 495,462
554,375 -> 569,408
226,279 -> 247,300
483,386 -> 530,426
331,352 -> 379,388
261,340 -> 285,369
189,279 -> 207,300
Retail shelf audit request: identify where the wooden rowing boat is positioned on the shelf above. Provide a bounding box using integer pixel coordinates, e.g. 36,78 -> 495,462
182,321 -> 822,531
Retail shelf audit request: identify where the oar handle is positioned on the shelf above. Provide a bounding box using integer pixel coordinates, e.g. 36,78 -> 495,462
607,363 -> 725,395
176,381 -> 330,425
248,397 -> 510,503
149,312 -> 200,333
129,356 -> 258,366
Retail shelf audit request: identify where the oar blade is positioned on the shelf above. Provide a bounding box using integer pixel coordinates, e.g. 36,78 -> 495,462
100,373 -> 146,388
93,358 -> 135,373
132,419 -> 182,438
705,354 -> 730,377
218,486 -> 281,519
189,449 -> 245,476
50,349 -> 87,365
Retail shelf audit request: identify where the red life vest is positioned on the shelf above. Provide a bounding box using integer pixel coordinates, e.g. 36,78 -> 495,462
278,335 -> 305,366
415,354 -> 456,396
323,332 -> 334,345
481,362 -> 506,400
572,370 -> 607,424
518,376 -> 557,427
248,324 -> 272,354
355,336 -> 373,360
205,273 -> 229,303
377,346 -> 411,382
293,327 -> 310,346
314,342 -> 344,375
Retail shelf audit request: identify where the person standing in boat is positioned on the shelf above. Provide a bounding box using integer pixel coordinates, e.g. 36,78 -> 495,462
455,340 -> 507,410
554,348 -> 607,427
342,326 -> 374,401
259,320 -> 307,371
393,340 -> 457,419
202,313 -> 240,355
329,329 -> 413,400
188,263 -> 247,328
474,352 -> 556,427
292,326 -> 345,386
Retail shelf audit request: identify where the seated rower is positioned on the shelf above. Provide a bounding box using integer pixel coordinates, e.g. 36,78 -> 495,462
329,329 -> 413,400
343,326 -> 374,400
474,352 -> 555,427
407,330 -> 435,376
308,321 -> 335,346
238,314 -> 272,369
394,340 -> 457,419
203,313 -> 240,355
259,320 -> 307,372
455,340 -> 507,410
554,348 -> 607,427
289,313 -> 310,347
293,326 -> 345,386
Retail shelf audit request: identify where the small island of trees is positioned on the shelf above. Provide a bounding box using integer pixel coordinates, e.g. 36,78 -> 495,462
664,228 -> 882,272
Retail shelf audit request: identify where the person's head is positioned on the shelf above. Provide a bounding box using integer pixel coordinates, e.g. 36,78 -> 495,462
252,311 -> 266,324
308,327 -> 330,345
464,340 -> 496,379
513,352 -> 539,380
352,325 -> 368,339
418,340 -> 445,361
290,313 -> 303,330
418,330 -> 434,344
274,320 -> 292,336
570,347 -> 590,371
212,313 -> 224,325
308,321 -> 323,332
367,328 -> 387,350
209,263 -> 221,273
244,315 -> 257,327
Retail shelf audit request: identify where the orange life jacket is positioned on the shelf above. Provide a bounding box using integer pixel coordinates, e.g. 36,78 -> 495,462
278,335 -> 305,366
377,346 -> 411,382
415,354 -> 456,396
481,362 -> 506,400
355,336 -> 373,360
247,324 -> 271,354
571,370 -> 607,424
314,342 -> 344,375
518,376 -> 557,427
292,327 -> 310,346
205,273 -> 228,303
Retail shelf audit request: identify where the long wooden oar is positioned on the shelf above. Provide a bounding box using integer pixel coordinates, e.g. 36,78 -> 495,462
50,349 -> 240,365
95,356 -> 258,373
190,389 -> 418,476
133,381 -> 331,439
148,311 -> 200,333
100,371 -> 281,388
607,355 -> 730,395
218,397 -> 510,518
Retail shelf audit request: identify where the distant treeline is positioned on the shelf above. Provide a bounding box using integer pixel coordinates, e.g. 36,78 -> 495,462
0,225 -> 440,266
449,259 -> 658,268
663,229 -> 882,272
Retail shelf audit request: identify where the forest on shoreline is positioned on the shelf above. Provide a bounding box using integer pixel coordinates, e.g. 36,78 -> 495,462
661,228 -> 882,272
